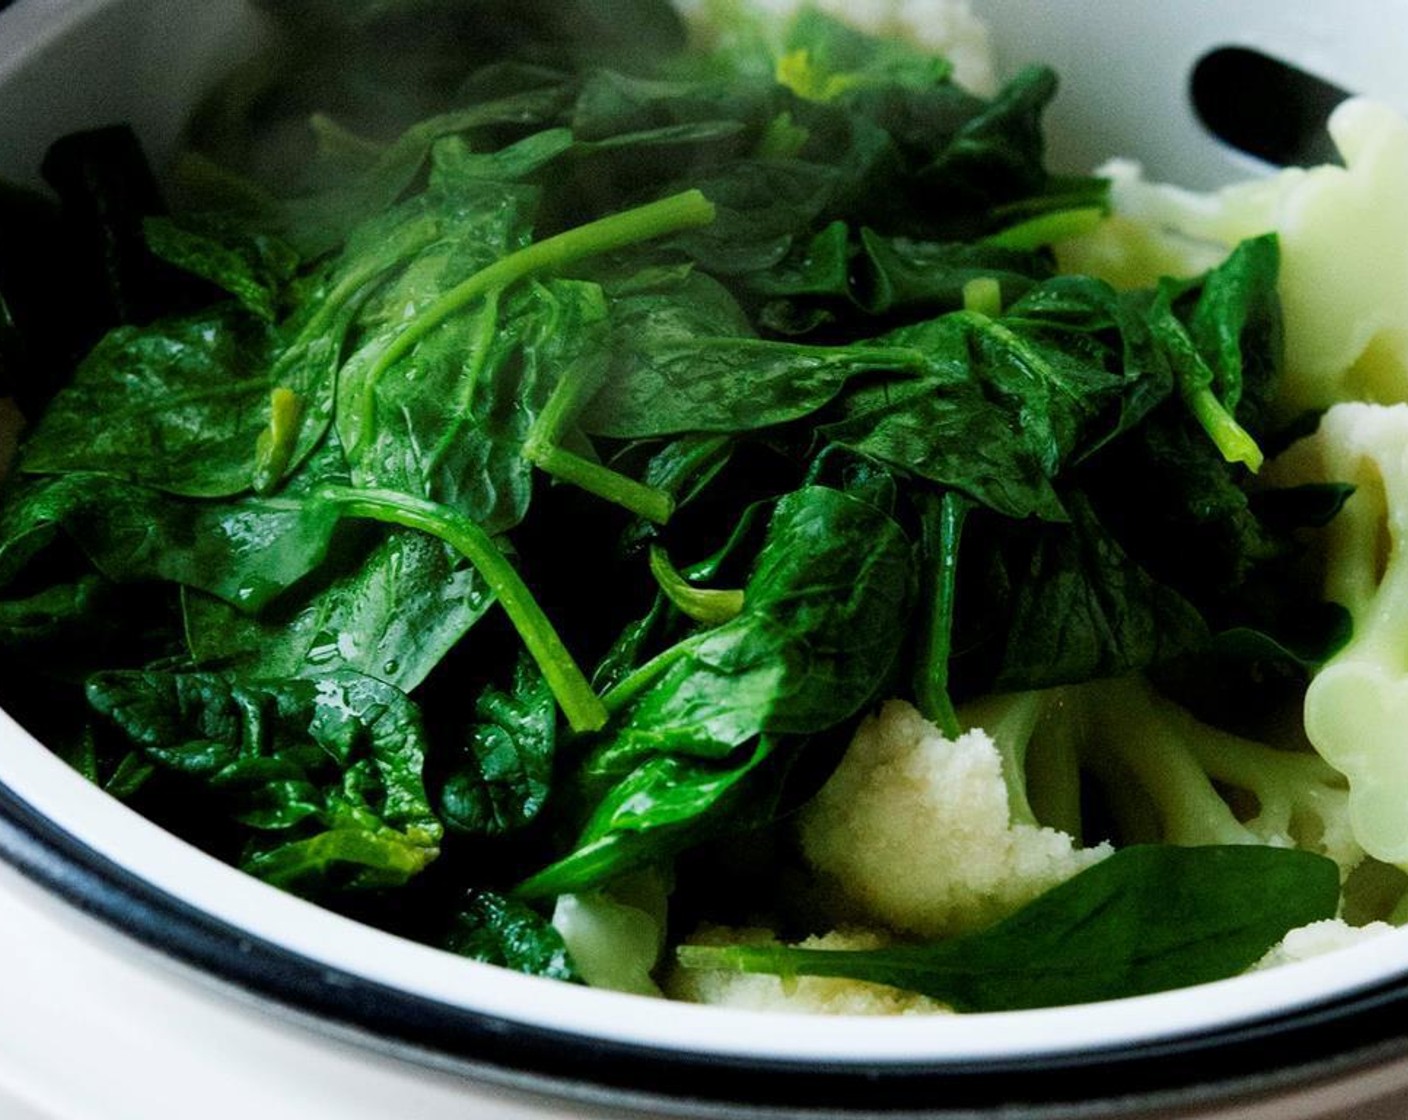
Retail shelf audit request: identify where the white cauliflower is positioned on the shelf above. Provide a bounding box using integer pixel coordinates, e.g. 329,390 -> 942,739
797,699 -> 1110,938
551,869 -> 670,996
1057,99 -> 1408,417
665,925 -> 949,1014
1268,403 -> 1408,868
1253,919 -> 1396,972
1069,677 -> 1363,878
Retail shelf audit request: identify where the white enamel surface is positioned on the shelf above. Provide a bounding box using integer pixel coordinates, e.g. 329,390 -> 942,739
4,0 -> 1408,1115
975,0 -> 1408,187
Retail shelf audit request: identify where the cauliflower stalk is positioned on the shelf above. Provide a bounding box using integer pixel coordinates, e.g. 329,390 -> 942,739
1068,677 -> 1362,877
1270,402 -> 1408,867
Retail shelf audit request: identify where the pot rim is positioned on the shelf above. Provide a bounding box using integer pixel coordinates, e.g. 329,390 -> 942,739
4,707 -> 1408,1115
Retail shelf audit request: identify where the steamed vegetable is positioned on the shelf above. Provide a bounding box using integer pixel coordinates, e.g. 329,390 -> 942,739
676,845 -> 1340,1011
0,0 -> 1392,1007
796,699 -> 1111,939
1274,403 -> 1408,866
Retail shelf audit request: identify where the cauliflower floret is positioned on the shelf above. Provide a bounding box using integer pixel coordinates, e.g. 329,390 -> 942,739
797,699 -> 1110,938
1268,403 -> 1408,868
1057,99 -> 1408,417
1253,919 -> 1396,972
665,924 -> 949,1014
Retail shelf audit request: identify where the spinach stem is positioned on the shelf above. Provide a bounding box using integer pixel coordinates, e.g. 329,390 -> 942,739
355,189 -> 718,450
649,546 -> 744,625
983,206 -> 1106,251
523,350 -> 675,524
255,216 -> 442,494
527,444 -> 676,524
1184,384 -> 1265,472
318,485 -> 607,732
252,388 -> 304,494
914,491 -> 968,740
599,635 -> 704,716
962,277 -> 1003,318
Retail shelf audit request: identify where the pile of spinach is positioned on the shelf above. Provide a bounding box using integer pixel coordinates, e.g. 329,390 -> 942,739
0,0 -> 1345,1005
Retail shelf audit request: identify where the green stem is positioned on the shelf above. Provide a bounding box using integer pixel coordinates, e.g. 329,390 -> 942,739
252,388 -> 304,495
649,546 -> 744,625
1183,384 -> 1265,472
317,485 -> 607,732
527,445 -> 676,524
914,492 -> 968,740
522,349 -> 676,524
598,634 -> 704,717
983,206 -> 1106,251
279,215 -> 441,378
962,277 -> 1003,318
356,189 -> 718,450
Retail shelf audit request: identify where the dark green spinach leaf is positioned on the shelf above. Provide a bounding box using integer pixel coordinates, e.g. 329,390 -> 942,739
677,845 -> 1340,1011
87,669 -> 442,891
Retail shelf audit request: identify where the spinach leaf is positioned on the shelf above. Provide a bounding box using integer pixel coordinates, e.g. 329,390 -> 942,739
515,485 -> 912,897
441,655 -> 557,836
1001,276 -> 1173,456
856,228 -> 1049,315
86,669 -> 442,891
516,738 -> 778,899
677,845 -> 1340,1011
1164,233 -> 1281,467
601,485 -> 912,758
822,309 -> 1124,521
571,68 -> 774,145
0,576 -> 123,659
19,306 -> 278,497
145,215 -> 300,323
581,272 -> 928,439
668,159 -> 840,274
742,219 -> 851,299
908,65 -> 1062,237
0,470 -> 344,613
275,89 -> 576,257
984,493 -> 1209,691
183,528 -> 492,691
444,891 -> 581,982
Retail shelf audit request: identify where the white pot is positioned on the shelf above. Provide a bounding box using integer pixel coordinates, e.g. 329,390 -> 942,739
2,2 -> 1408,1117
